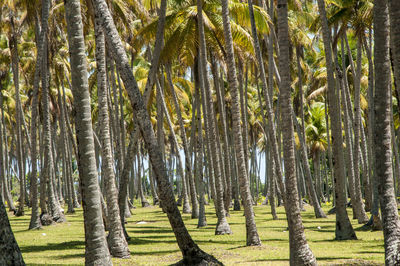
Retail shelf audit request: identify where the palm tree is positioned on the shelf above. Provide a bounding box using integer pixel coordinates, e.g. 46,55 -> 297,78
220,0 -> 260,246
92,2 -> 130,257
276,0 -> 317,264
374,0 -> 400,264
64,0 -> 111,264
0,196 -> 24,265
28,0 -> 50,230
197,0 -> 232,235
316,0 -> 356,240
9,9 -> 25,217
166,64 -> 199,218
92,0 -> 221,263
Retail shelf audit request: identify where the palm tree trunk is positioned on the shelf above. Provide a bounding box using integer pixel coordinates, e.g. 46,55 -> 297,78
41,39 -> 65,223
9,13 -> 25,217
344,34 -> 369,223
166,64 -> 199,218
0,196 -> 25,265
219,0 -> 260,243
93,8 -> 130,257
292,110 -> 326,218
211,57 -> 233,213
64,0 -> 112,264
197,0 -> 231,234
93,1 -> 222,263
316,0 -> 357,240
374,1 -> 400,263
276,1 -> 317,264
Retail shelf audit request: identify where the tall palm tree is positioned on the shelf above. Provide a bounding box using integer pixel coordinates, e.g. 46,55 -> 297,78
92,2 -> 130,257
9,9 -> 25,217
166,64 -> 199,218
92,0 -> 221,263
197,0 -> 231,235
276,0 -> 317,264
28,0 -> 50,230
220,0 -> 260,246
316,0 -> 356,240
64,0 -> 112,264
374,0 -> 400,264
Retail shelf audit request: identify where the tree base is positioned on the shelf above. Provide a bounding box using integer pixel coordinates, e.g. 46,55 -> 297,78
174,248 -> 222,265
233,199 -> 240,211
141,201 -> 150,207
40,213 -> 55,226
215,219 -> 232,235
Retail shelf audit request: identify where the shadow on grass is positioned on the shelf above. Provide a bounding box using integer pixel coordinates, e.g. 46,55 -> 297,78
20,240 -> 84,253
132,248 -> 180,256
129,237 -> 177,245
128,228 -> 174,235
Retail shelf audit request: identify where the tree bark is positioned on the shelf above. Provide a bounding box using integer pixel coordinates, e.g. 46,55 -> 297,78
374,0 -> 400,263
316,0 -> 357,240
64,0 -> 112,264
277,1 -> 317,264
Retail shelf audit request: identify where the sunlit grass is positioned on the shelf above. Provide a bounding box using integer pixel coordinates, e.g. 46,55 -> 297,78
9,200 -> 384,265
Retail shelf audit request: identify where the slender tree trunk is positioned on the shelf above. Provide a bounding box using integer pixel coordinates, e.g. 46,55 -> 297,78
277,1 -> 317,264
316,0 -> 357,240
198,5 -> 232,234
93,7 -> 130,257
374,1 -> 400,263
166,65 -> 199,218
344,34 -> 369,223
64,0 -> 112,264
9,13 -> 25,217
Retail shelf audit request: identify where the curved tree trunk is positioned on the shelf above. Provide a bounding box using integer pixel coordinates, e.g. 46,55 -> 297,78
166,65 -> 199,218
94,8 -> 130,258
93,1 -> 221,264
64,0 -> 112,264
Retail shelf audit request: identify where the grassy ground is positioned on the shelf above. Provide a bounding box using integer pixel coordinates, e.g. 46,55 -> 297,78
9,201 -> 384,265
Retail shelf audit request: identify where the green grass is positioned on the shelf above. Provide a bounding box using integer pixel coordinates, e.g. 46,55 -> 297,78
9,201 -> 385,265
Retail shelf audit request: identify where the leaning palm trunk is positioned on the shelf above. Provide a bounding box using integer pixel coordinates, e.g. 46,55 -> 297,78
292,110 -> 326,218
166,65 -> 199,218
0,196 -> 25,265
344,35 -> 369,223
198,0 -> 232,235
276,1 -> 317,264
64,0 -> 112,264
94,9 -> 130,258
92,1 -> 221,263
374,0 -> 400,264
316,0 -> 356,240
156,79 -> 190,213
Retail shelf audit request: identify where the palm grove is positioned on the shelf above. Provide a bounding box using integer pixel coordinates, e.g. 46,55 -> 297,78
0,0 -> 399,264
